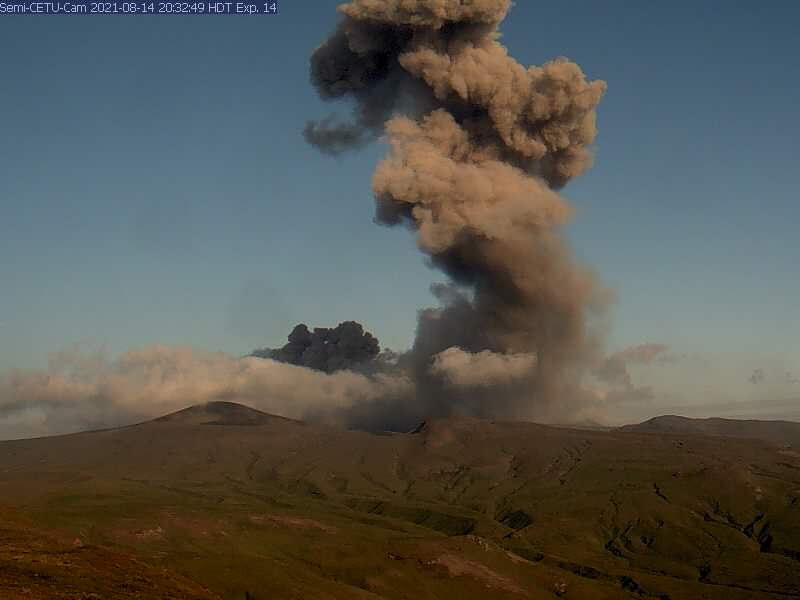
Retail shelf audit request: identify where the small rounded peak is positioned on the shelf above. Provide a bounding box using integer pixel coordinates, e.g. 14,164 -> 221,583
153,402 -> 291,426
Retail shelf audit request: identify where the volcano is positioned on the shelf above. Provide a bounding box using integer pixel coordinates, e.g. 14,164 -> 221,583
0,403 -> 798,599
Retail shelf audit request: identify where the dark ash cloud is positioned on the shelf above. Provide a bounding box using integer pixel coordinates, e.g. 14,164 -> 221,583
251,321 -> 380,374
302,116 -> 374,156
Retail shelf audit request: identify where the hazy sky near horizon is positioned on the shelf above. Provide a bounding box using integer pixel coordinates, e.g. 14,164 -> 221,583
1,1 -> 799,424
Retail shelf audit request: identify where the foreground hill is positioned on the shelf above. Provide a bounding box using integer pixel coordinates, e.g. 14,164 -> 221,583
0,509 -> 222,600
0,401 -> 798,599
620,415 -> 800,447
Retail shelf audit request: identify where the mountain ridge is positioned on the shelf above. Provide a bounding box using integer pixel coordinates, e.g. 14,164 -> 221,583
619,413 -> 800,447
1,402 -> 798,599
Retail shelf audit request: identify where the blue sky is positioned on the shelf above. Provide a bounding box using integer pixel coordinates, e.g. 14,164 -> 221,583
1,2 -> 798,417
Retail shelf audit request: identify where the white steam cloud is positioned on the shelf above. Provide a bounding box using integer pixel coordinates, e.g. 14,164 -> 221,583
430,347 -> 537,388
0,345 -> 412,439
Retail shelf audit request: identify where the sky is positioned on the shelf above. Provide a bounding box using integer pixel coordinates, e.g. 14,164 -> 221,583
1,0 -> 799,428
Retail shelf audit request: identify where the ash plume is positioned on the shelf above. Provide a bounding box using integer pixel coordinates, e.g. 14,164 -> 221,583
595,344 -> 671,389
308,0 -> 609,425
0,2 -> 623,438
251,321 -> 380,373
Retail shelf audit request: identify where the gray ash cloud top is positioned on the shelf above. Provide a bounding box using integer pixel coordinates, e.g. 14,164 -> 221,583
251,321 -> 380,373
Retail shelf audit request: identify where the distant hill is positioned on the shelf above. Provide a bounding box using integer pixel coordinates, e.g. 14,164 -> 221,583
153,400 -> 299,427
0,402 -> 798,599
620,415 -> 800,447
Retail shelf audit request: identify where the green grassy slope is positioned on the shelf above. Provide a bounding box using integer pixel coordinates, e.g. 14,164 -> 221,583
0,402 -> 798,599
0,509 -> 222,599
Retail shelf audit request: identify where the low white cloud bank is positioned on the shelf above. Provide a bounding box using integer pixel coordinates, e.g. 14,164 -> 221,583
430,347 -> 537,388
0,345 -> 412,440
